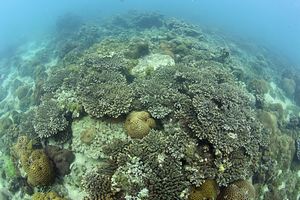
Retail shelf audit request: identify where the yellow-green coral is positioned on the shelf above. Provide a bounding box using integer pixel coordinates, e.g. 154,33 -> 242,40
27,149 -> 55,186
124,111 -> 156,139
188,179 -> 219,200
11,136 -> 55,187
32,191 -> 67,200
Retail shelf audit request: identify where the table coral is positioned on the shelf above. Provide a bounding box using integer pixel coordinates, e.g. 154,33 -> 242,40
33,99 -> 69,138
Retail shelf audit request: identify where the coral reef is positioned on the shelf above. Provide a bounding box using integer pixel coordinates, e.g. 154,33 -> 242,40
218,180 -> 255,200
2,10 -> 300,200
175,66 -> 267,186
296,138 -> 300,161
124,111 -> 156,139
26,149 -> 55,186
45,145 -> 75,176
77,56 -> 133,118
188,179 -> 219,200
32,191 -> 67,200
71,116 -> 128,160
106,123 -> 193,199
33,99 -> 69,138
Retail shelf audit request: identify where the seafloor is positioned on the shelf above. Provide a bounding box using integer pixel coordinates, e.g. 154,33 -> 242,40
0,11 -> 299,200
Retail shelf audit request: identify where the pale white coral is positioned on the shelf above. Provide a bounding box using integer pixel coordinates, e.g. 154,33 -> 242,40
71,116 -> 129,160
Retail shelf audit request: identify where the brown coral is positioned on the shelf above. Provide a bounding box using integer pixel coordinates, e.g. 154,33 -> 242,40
189,179 -> 219,200
124,111 -> 156,139
217,180 -> 255,200
27,149 -> 55,186
80,127 -> 96,144
32,191 -> 67,200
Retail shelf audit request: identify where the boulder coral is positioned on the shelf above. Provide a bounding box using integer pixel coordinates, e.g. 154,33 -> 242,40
124,111 -> 156,139
11,136 -> 55,187
217,180 -> 255,200
188,179 -> 219,200
26,149 -> 55,186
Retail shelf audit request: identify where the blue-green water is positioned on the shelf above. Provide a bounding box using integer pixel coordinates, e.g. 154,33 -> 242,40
0,1 -> 299,200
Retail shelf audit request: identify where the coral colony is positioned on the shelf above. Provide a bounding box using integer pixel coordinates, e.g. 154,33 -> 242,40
0,11 -> 299,200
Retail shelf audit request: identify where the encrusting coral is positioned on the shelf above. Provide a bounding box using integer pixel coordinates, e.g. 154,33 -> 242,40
32,191 -> 67,200
124,111 -> 156,139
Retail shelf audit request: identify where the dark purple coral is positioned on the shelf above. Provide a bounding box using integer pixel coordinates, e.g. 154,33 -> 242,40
45,145 -> 75,176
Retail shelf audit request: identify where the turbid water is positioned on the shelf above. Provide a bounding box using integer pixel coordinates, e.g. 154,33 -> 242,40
0,1 -> 299,200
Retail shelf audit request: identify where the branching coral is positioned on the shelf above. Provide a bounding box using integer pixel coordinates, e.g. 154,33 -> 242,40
107,123 -> 193,199
82,168 -> 116,200
132,66 -> 189,119
77,56 -> 133,118
175,67 -> 267,186
33,99 -> 69,138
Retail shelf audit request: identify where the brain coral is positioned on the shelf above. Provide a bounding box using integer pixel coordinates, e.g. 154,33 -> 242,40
124,111 -> 156,139
188,179 -> 219,200
26,149 -> 55,186
218,180 -> 255,200
33,99 -> 69,138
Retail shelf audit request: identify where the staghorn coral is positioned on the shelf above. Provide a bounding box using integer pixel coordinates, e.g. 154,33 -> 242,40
188,179 -> 219,200
217,180 -> 255,200
124,111 -> 156,139
26,149 -> 55,186
33,99 -> 69,138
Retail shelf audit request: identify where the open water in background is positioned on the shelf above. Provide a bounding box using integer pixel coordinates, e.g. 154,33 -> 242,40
0,0 -> 299,65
